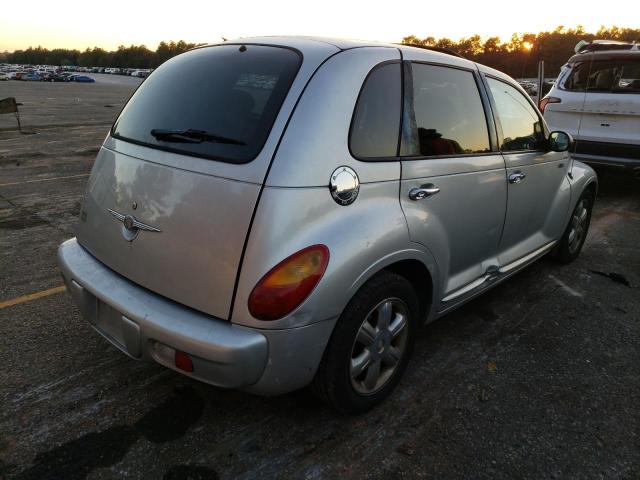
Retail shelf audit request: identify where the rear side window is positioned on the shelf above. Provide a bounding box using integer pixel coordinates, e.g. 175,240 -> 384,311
563,62 -> 589,91
112,45 -> 301,164
401,63 -> 490,157
350,63 -> 401,159
487,77 -> 546,152
587,59 -> 640,93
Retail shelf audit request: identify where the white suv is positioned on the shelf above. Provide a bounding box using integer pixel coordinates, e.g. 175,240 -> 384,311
541,40 -> 640,175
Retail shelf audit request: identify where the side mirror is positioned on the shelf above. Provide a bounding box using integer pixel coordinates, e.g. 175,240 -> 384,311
548,131 -> 573,152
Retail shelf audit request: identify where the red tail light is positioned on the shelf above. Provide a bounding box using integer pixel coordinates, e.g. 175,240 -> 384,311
248,245 -> 329,321
539,96 -> 561,114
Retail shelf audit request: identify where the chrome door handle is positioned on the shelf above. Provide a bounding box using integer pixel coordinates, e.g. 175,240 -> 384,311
508,172 -> 526,184
409,185 -> 440,201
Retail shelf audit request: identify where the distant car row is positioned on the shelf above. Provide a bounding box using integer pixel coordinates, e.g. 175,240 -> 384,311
517,79 -> 555,97
0,63 -> 152,79
0,71 -> 95,82
104,67 -> 152,77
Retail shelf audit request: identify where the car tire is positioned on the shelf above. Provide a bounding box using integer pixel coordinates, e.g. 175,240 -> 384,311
552,188 -> 594,264
311,271 -> 419,413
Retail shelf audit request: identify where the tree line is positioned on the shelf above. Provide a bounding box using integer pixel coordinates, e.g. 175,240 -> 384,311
0,41 -> 204,69
1,26 -> 638,76
403,25 -> 640,78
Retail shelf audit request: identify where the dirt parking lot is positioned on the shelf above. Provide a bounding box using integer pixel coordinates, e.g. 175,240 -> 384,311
1,79 -> 639,480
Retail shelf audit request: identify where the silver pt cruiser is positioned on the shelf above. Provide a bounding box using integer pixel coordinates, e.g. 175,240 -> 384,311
58,37 -> 597,412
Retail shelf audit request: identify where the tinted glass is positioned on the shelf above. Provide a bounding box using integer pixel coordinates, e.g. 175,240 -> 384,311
563,62 -> 589,91
350,63 -> 401,158
487,77 -> 545,152
401,64 -> 490,157
112,45 -> 301,163
587,59 -> 640,93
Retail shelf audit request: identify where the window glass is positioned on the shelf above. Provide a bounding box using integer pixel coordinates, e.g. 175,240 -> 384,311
487,77 -> 545,152
401,64 -> 490,157
563,62 -> 589,91
350,63 -> 401,158
112,45 -> 301,164
587,59 -> 640,93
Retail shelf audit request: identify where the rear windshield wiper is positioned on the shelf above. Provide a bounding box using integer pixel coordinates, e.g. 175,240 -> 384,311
150,128 -> 246,145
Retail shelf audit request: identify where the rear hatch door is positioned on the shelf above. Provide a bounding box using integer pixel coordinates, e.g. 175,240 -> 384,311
76,41 -> 337,319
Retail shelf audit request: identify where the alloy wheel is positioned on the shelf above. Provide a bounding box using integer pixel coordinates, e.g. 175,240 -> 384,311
568,198 -> 589,254
350,298 -> 410,395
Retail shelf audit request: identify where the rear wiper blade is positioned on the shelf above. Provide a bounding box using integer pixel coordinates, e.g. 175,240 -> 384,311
150,128 -> 245,145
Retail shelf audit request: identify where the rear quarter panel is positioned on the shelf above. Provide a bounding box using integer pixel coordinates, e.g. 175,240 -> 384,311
231,182 -> 439,329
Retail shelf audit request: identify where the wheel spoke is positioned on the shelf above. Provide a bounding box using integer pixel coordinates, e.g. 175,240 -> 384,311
363,359 -> 381,390
571,215 -> 579,228
377,301 -> 393,329
357,321 -> 376,346
579,208 -> 588,223
382,345 -> 401,366
388,313 -> 407,339
351,349 -> 371,378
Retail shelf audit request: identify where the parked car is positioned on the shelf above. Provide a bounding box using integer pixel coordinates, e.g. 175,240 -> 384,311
44,73 -> 71,82
541,40 -> 640,176
73,75 -> 95,83
131,69 -> 151,78
22,73 -> 41,81
0,73 -> 8,81
58,37 -> 597,413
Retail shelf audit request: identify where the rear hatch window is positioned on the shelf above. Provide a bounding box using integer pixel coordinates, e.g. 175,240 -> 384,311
112,45 -> 301,163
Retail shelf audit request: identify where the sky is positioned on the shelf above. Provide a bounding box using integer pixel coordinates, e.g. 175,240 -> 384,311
1,0 -> 638,52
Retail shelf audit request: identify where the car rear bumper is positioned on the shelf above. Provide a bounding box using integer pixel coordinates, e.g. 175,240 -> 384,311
58,238 -> 336,395
58,238 -> 269,389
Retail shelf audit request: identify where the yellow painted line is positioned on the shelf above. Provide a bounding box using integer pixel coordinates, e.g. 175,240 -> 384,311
0,173 -> 89,188
0,285 -> 67,309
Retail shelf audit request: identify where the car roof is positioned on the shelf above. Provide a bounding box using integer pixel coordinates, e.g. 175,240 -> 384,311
210,36 -> 526,89
220,35 -> 398,51
219,35 -> 483,70
568,48 -> 640,63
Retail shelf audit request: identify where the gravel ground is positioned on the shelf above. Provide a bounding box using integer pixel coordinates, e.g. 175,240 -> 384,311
0,80 -> 638,480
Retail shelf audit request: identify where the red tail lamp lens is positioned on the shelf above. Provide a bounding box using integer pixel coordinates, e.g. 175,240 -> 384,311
539,96 -> 561,114
174,350 -> 194,372
248,245 -> 329,321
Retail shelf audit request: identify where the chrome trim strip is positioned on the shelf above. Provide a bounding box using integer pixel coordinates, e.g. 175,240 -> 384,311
498,241 -> 556,274
107,208 -> 125,221
441,274 -> 491,303
442,240 -> 557,303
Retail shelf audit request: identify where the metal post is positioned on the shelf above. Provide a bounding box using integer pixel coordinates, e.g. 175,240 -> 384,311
537,60 -> 545,105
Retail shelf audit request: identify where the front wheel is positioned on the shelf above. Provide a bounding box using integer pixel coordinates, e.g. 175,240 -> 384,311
552,189 -> 594,264
311,271 -> 419,413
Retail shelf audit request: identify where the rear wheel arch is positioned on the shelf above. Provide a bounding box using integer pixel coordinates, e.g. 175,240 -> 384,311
383,259 -> 433,323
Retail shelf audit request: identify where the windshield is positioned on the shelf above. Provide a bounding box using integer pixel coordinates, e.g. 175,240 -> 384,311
112,45 -> 301,163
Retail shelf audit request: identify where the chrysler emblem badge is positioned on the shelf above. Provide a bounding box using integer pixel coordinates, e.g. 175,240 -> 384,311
123,215 -> 135,231
107,208 -> 161,242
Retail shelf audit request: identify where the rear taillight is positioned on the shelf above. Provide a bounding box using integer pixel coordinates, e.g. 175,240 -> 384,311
539,96 -> 561,114
248,245 -> 329,321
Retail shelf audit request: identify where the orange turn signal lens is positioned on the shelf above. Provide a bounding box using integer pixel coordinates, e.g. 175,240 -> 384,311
248,245 -> 329,321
